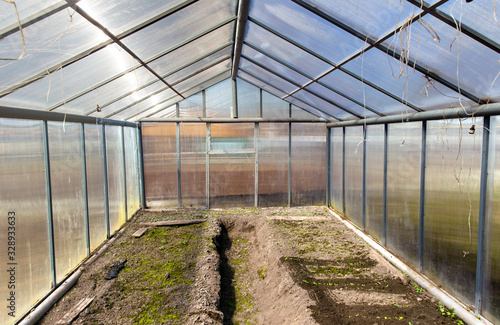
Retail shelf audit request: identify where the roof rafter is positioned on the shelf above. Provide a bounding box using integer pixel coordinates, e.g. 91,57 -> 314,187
232,0 -> 251,80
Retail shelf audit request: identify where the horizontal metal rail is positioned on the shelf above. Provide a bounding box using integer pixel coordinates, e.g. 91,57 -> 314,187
141,117 -> 326,123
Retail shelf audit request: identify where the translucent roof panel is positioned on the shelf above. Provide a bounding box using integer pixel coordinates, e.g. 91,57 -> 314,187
0,0 -> 62,31
147,22 -> 235,77
0,44 -> 136,110
320,69 -> 414,115
108,88 -> 177,120
129,96 -> 183,121
262,91 -> 289,119
65,79 -> 167,117
179,71 -> 232,98
301,0 -> 420,40
286,96 -> 336,120
437,0 -> 500,45
0,9 -> 108,90
174,60 -> 231,95
149,104 -> 177,118
382,15 -> 500,101
306,82 -> 380,118
292,104 -> 320,119
50,67 -> 158,115
241,45 -> 311,86
237,78 -> 261,118
342,49 -> 475,110
237,71 -> 288,99
249,0 -> 365,64
240,58 -> 299,94
121,0 -> 236,61
292,90 -> 357,120
244,21 -> 330,79
77,0 -> 189,36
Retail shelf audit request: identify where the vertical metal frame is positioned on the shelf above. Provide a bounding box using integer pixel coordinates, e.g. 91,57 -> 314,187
81,124 -> 91,257
475,116 -> 491,315
176,102 -> 180,118
326,127 -> 332,207
177,122 -> 182,208
342,127 -> 346,217
288,122 -> 292,207
102,124 -> 110,238
259,89 -> 264,118
206,123 -> 211,208
289,103 -> 292,118
362,125 -> 367,231
121,127 -> 128,221
42,121 -> 57,287
232,79 -> 238,118
418,121 -> 427,272
255,123 -> 259,207
383,124 -> 388,246
202,90 -> 207,118
137,124 -> 146,209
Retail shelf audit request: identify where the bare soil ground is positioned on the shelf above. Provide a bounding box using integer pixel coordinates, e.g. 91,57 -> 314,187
37,207 -> 462,325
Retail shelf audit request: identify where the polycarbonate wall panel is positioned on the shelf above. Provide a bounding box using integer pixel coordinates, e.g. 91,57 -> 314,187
0,119 -> 51,325
124,127 -> 140,219
344,126 -> 364,227
47,122 -> 87,282
105,126 -> 126,233
365,125 -> 385,242
206,79 -> 232,118
330,127 -> 343,212
84,124 -> 107,252
180,93 -> 203,118
485,116 -> 500,324
386,122 -> 421,267
292,105 -> 318,119
291,123 -> 326,206
258,123 -> 289,207
209,124 -> 255,207
142,123 -> 178,208
180,123 -> 207,208
424,118 -> 482,305
262,91 -> 290,119
237,78 -> 261,118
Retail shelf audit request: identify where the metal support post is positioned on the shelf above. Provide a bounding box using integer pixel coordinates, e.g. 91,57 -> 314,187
362,125 -> 367,231
383,124 -> 388,247
326,127 -> 332,207
288,122 -> 292,207
418,121 -> 427,272
342,127 -> 346,217
475,116 -> 491,315
232,78 -> 238,118
121,127 -> 128,221
101,125 -> 110,238
259,89 -> 263,118
255,123 -> 259,207
137,124 -> 146,208
206,123 -> 211,208
81,124 -> 91,257
42,121 -> 57,287
202,90 -> 207,118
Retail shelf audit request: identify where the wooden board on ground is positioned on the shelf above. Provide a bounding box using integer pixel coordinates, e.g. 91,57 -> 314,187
132,228 -> 148,238
55,297 -> 94,325
140,219 -> 207,227
266,216 -> 332,222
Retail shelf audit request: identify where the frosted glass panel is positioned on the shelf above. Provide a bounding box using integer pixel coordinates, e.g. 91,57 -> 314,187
344,126 -> 364,227
262,91 -> 289,119
386,122 -> 421,267
209,124 -> 255,207
424,118 -> 482,305
258,123 -> 289,207
206,79 -> 232,118
237,78 -> 261,118
485,116 -> 500,324
366,125 -> 385,242
124,127 -> 140,219
142,123 -> 178,208
330,127 -> 343,212
291,123 -> 326,206
105,126 -> 126,233
180,123 -> 207,208
84,124 -> 106,252
0,119 -> 51,325
48,122 -> 87,282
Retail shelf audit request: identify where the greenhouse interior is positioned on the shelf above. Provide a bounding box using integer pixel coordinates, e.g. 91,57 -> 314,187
1,0 -> 500,324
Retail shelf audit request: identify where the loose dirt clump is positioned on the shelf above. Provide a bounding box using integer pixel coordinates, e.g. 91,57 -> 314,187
36,207 -> 464,325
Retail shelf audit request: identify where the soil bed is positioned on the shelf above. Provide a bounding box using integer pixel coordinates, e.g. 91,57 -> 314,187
38,207 -> 462,325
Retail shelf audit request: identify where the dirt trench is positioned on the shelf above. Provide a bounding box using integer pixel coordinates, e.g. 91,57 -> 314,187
36,207 -> 462,325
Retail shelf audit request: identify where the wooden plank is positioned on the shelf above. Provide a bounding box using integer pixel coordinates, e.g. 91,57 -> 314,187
55,297 -> 94,325
140,219 -> 207,227
132,227 -> 148,238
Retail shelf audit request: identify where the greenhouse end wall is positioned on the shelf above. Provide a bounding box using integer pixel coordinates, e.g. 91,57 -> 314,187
0,119 -> 141,325
329,117 -> 500,324
142,122 -> 326,208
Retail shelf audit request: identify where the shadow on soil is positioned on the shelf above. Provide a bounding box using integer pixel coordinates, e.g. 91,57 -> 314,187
216,222 -> 237,325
